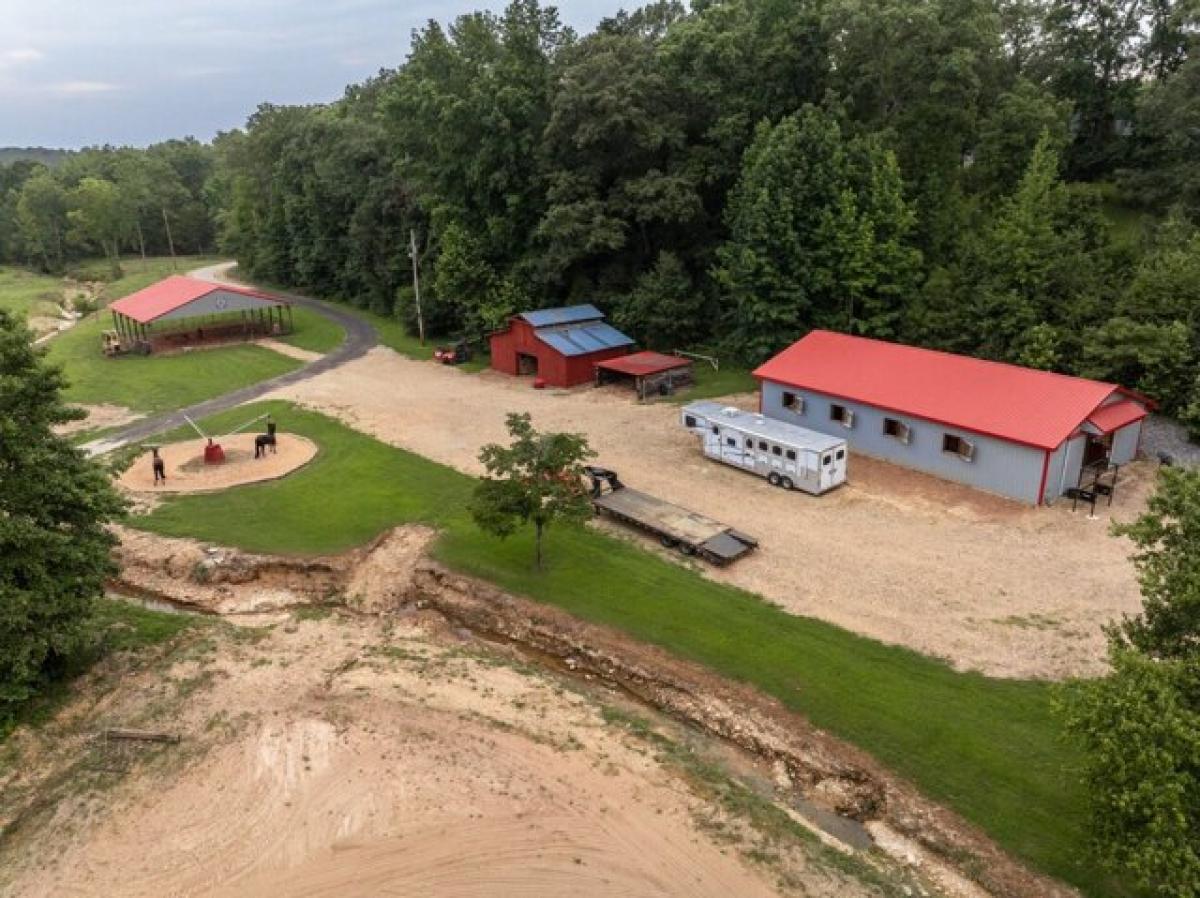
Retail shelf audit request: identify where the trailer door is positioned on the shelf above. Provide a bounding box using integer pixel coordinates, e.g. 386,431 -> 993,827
820,446 -> 847,490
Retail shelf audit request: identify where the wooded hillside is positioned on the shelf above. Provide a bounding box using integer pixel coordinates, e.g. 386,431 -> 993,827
2,0 -> 1197,418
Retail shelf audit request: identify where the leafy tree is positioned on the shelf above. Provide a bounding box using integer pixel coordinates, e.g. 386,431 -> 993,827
0,310 -> 125,726
471,412 -> 595,569
1043,0 -> 1145,177
1060,648 -> 1200,898
433,221 -> 500,336
715,106 -> 920,358
1182,374 -> 1200,443
1061,466 -> 1200,897
15,171 -> 68,272
970,80 -> 1072,197
67,177 -> 129,278
1081,317 -> 1193,411
957,134 -> 1116,363
1110,465 -> 1200,659
613,250 -> 705,350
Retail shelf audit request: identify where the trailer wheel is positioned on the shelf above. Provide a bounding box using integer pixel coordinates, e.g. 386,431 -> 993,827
659,535 -> 678,549
767,472 -> 782,487
780,476 -> 794,491
680,544 -> 697,556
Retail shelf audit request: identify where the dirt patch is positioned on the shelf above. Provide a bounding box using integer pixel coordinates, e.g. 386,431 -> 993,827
268,348 -> 1146,679
0,610 -> 903,898
258,337 -> 322,362
116,433 -> 317,493
102,527 -> 1068,898
54,403 -> 144,437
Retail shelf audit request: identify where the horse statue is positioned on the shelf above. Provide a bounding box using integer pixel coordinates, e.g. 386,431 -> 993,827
254,417 -> 278,459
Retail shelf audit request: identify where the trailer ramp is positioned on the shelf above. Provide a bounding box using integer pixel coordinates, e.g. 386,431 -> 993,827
585,467 -> 758,566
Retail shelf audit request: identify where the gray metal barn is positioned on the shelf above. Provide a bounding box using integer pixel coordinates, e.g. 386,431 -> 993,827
754,331 -> 1151,505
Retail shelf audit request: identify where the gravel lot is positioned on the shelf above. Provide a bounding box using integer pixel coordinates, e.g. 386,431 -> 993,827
270,347 -> 1152,680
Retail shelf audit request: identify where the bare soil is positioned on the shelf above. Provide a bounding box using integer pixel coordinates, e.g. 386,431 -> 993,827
117,433 -> 318,493
268,348 -> 1149,679
99,526 -> 1072,898
258,337 -> 323,362
54,403 -> 144,437
0,604 -> 918,898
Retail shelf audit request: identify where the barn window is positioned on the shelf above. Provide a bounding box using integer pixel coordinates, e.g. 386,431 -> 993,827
785,449 -> 797,461
745,437 -> 754,448
883,418 -> 911,444
822,454 -> 832,466
726,437 -> 736,447
830,404 -> 854,427
685,415 -> 697,428
942,434 -> 976,461
836,449 -> 845,460
758,440 -> 768,451
711,425 -> 719,435
772,445 -> 782,456
782,391 -> 803,413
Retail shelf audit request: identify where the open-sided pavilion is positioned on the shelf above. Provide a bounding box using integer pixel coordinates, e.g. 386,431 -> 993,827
107,276 -> 292,354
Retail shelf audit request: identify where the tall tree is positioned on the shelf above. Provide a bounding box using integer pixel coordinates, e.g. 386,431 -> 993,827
1061,467 -> 1200,898
714,106 -> 920,359
0,310 -> 125,726
15,171 -> 68,273
67,177 -> 129,278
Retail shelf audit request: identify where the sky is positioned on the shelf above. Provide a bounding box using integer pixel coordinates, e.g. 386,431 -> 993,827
0,0 -> 618,149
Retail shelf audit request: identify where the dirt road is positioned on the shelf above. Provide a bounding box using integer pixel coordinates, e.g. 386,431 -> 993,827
270,347 -> 1147,679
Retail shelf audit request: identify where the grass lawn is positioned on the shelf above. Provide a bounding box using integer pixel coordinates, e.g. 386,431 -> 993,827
46,314 -> 301,414
671,361 -> 758,403
0,267 -> 64,320
131,400 -> 1132,898
277,305 -> 344,354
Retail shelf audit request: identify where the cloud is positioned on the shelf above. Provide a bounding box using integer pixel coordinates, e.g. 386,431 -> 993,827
49,80 -> 120,95
0,47 -> 43,66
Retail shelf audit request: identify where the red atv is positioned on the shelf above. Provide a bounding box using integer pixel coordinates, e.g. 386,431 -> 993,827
433,339 -> 472,365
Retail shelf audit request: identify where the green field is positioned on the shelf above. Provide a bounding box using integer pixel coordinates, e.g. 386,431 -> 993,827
46,314 -> 301,414
0,257 -> 349,416
131,400 -> 1132,898
276,305 -> 344,353
0,267 -> 64,320
671,361 -> 758,402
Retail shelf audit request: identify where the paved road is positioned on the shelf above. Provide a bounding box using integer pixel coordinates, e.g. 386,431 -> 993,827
81,263 -> 377,455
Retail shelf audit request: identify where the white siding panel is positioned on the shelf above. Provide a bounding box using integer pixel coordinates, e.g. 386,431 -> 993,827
153,290 -> 285,323
1110,420 -> 1142,465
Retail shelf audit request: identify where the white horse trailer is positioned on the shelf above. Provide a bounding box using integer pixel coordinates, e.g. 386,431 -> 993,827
681,401 -> 848,495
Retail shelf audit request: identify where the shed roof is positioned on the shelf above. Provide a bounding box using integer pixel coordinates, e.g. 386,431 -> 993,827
754,330 -> 1139,450
109,276 -> 285,324
537,321 -> 634,357
519,304 -> 604,328
597,351 -> 691,377
1086,399 -> 1148,434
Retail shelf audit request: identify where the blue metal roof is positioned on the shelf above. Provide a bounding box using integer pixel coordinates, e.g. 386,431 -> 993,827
537,321 -> 635,357
519,304 -> 604,328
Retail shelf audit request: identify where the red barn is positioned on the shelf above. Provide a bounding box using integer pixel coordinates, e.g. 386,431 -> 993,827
489,305 -> 634,387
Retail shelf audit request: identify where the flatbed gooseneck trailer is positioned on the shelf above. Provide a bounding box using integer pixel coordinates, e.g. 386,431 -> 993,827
584,466 -> 758,566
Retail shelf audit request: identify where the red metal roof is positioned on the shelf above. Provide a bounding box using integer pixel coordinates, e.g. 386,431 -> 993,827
109,276 -> 283,324
1087,399 -> 1148,434
596,351 -> 691,377
753,330 -> 1138,450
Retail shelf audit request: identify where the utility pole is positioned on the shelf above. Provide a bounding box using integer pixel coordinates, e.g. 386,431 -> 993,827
162,207 -> 178,271
409,228 -> 425,346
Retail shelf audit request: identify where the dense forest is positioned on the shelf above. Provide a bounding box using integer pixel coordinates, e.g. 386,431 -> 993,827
1,0 -> 1198,421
